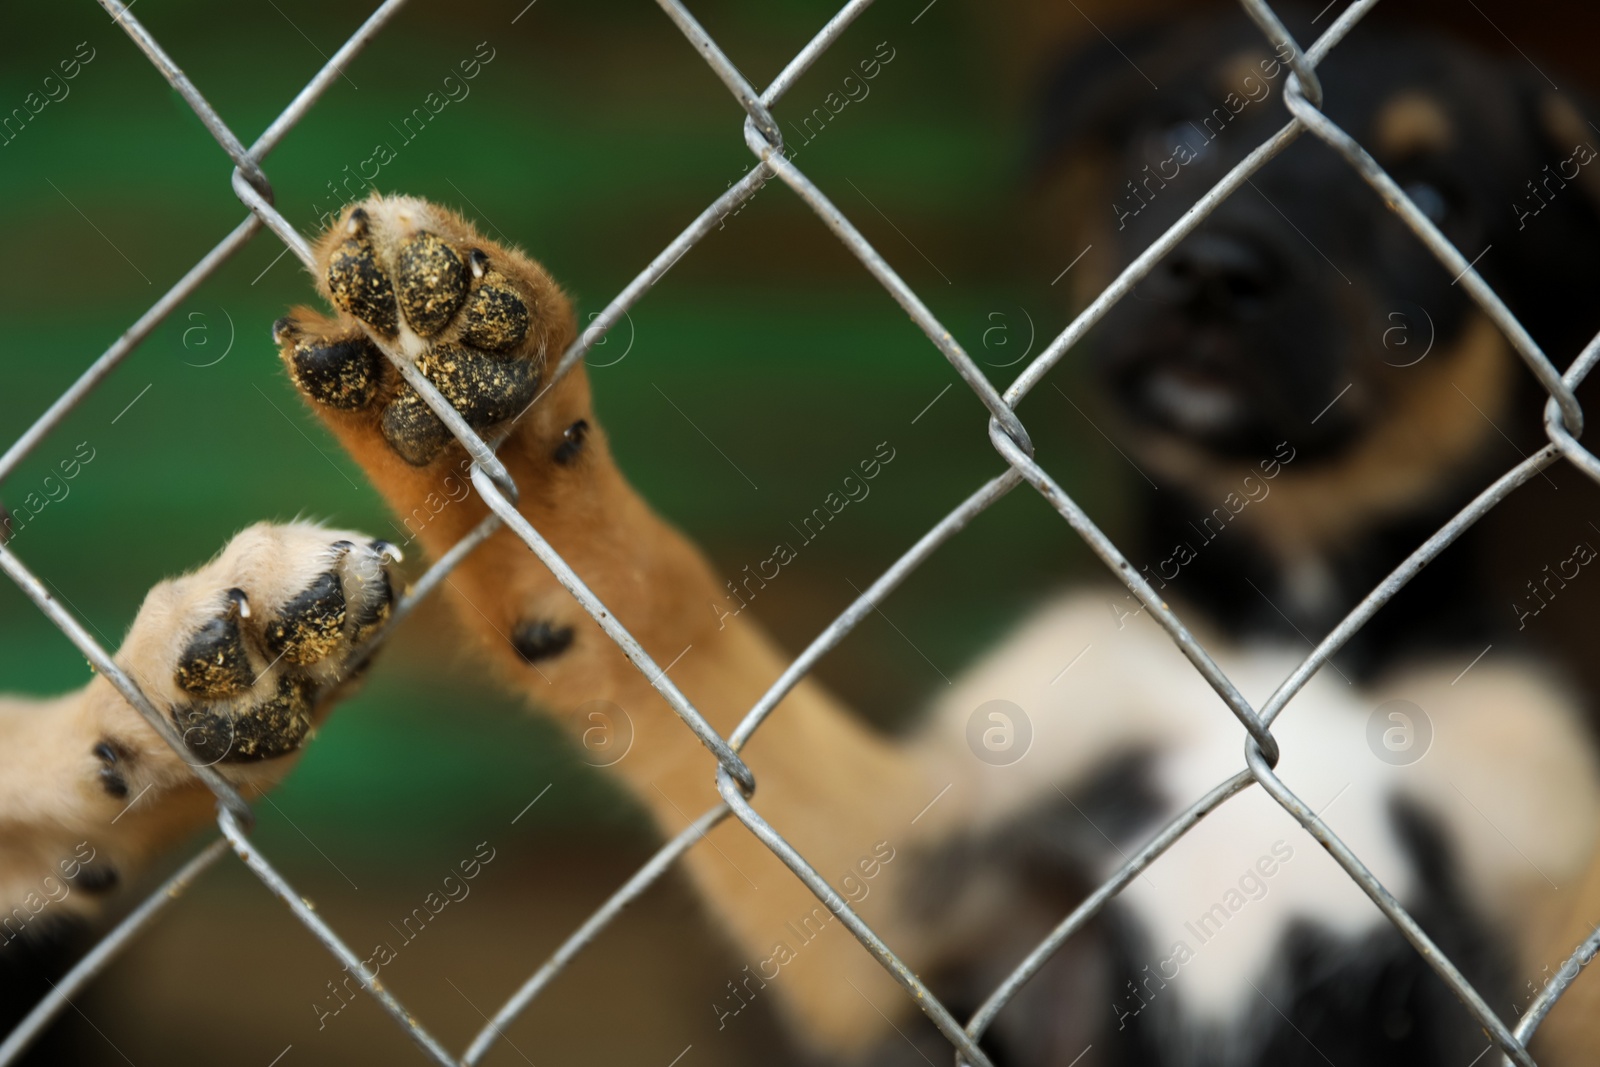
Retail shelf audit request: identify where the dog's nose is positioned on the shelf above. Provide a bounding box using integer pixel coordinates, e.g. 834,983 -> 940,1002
1153,233 -> 1277,318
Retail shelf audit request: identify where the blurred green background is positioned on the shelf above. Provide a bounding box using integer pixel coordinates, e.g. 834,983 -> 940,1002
6,0 -> 1597,1063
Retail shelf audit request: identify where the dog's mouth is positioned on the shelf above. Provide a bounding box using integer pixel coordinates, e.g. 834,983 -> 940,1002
1099,315 -> 1270,456
1101,326 -> 1359,463
1090,226 -> 1302,455
1140,368 -> 1244,437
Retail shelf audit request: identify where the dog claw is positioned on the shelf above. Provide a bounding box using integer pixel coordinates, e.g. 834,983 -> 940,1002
271,316 -> 298,346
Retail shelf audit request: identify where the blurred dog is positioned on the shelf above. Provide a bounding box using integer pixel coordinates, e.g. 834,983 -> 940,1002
1036,7 -> 1600,668
1010,7 -> 1600,1065
4,9 -> 1600,1067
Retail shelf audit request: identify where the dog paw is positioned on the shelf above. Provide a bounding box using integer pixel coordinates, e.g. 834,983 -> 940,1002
0,523 -> 402,923
276,195 -> 575,466
110,522 -> 400,769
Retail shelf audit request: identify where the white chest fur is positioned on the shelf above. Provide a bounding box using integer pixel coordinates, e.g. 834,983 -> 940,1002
913,589 -> 1600,1034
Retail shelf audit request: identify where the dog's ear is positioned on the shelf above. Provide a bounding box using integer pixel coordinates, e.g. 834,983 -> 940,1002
1030,30 -> 1165,171
1492,79 -> 1600,356
1528,89 -> 1600,213
1028,27 -> 1170,290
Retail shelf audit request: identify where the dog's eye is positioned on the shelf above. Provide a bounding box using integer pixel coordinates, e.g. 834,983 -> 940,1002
1142,122 -> 1208,164
1165,122 -> 1209,157
1403,181 -> 1449,224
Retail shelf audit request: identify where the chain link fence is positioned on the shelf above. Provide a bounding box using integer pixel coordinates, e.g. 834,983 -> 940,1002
3,0 -> 1600,1064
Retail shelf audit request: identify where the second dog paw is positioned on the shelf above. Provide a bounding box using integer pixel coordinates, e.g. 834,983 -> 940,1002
111,522 -> 401,767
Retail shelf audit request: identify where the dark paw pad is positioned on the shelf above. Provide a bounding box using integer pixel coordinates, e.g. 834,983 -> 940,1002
327,233 -> 397,334
286,334 -> 383,411
93,739 -> 131,799
380,388 -> 454,466
173,676 -> 314,764
263,570 -> 348,665
378,346 -> 540,465
461,273 -> 532,353
554,419 -> 589,466
420,344 -> 540,427
76,866 -> 121,894
512,620 -> 575,664
396,232 -> 468,336
174,598 -> 255,698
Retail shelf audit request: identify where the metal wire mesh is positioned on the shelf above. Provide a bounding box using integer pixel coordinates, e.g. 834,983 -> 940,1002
3,0 -> 1600,1064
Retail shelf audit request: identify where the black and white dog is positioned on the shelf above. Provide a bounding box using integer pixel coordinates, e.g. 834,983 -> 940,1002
872,10 -> 1600,1066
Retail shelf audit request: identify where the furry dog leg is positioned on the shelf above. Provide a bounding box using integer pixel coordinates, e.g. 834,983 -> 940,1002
0,523 -> 400,934
274,194 -> 967,1053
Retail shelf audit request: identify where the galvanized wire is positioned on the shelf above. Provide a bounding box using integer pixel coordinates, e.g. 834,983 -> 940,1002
461,803 -> 731,1066
4,0 -> 1600,1064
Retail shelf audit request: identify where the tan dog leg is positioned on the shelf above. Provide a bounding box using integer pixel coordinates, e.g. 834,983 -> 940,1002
1530,855 -> 1600,1066
273,194 -> 957,1052
0,523 -> 401,937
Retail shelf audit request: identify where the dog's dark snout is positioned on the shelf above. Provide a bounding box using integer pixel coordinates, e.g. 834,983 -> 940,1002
1155,233 -> 1277,317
